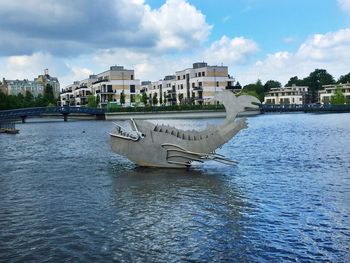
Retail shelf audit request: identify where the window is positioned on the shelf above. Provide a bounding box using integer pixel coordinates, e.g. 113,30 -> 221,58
130,85 -> 135,93
195,73 -> 197,77
202,72 -> 205,76
177,76 -> 180,80
183,75 -> 185,79
131,75 -> 134,80
198,72 -> 201,77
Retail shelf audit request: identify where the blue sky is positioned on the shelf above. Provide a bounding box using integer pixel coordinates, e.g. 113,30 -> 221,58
0,0 -> 349,87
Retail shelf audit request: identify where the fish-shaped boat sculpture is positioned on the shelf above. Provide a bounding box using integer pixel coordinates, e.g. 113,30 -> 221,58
110,91 -> 260,168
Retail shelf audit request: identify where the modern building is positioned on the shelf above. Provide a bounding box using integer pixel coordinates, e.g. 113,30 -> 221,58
318,83 -> 350,104
60,66 -> 140,107
263,85 -> 309,105
142,62 -> 238,106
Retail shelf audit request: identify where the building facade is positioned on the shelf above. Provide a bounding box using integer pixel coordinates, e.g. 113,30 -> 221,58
318,83 -> 350,104
0,78 -> 44,97
60,66 -> 140,107
1,69 -> 60,99
142,62 -> 238,106
35,69 -> 60,98
263,85 -> 309,105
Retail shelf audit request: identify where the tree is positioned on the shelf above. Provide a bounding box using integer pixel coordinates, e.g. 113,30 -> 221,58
44,84 -> 55,104
141,92 -> 148,106
306,69 -> 335,103
337,73 -> 350,84
264,80 -> 281,92
24,90 -> 34,107
330,86 -> 346,105
286,76 -> 306,86
87,95 -> 98,108
152,93 -> 158,105
120,91 -> 125,105
242,79 -> 264,102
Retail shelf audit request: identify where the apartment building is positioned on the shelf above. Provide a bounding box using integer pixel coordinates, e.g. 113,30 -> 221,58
142,62 -> 237,106
60,66 -> 140,107
263,85 -> 309,105
0,78 -> 44,97
93,66 -> 140,107
319,83 -> 350,104
1,69 -> 60,99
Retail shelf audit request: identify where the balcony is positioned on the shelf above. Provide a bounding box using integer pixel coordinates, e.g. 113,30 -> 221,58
193,86 -> 203,91
92,79 -> 109,85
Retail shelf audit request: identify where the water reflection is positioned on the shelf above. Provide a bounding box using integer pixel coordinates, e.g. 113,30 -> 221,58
107,166 -> 250,261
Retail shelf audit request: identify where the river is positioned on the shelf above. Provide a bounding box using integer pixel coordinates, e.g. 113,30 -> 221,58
0,113 -> 349,262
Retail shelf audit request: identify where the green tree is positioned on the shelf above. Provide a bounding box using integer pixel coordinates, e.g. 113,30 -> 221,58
141,92 -> 148,105
264,80 -> 281,92
306,69 -> 335,103
44,84 -> 55,104
337,73 -> 350,84
286,76 -> 306,86
87,95 -> 98,108
120,91 -> 125,105
330,86 -> 346,105
152,93 -> 158,105
24,91 -> 34,107
242,79 -> 264,102
35,94 -> 45,107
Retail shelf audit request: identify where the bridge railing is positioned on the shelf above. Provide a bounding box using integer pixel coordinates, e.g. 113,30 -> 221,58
261,104 -> 350,112
0,106 -> 105,119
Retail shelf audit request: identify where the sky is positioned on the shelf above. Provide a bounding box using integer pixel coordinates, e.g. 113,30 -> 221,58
0,0 -> 349,88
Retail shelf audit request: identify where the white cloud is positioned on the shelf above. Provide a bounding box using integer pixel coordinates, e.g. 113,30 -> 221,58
236,28 -> 350,85
0,0 -> 211,56
204,35 -> 259,65
142,0 -> 212,51
0,52 -> 96,88
338,0 -> 350,11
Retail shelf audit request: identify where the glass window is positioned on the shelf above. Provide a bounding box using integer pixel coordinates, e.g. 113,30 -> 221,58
130,85 -> 135,93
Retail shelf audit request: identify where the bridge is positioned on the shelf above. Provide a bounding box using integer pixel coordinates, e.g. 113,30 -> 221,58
260,104 -> 350,113
0,106 -> 105,122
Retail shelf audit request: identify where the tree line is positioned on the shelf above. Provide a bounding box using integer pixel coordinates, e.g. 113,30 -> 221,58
241,69 -> 350,103
0,84 -> 58,110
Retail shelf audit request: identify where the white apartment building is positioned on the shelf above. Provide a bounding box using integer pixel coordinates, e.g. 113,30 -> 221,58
319,83 -> 350,104
142,62 -> 237,106
93,66 -> 140,107
60,66 -> 141,107
264,85 -> 308,105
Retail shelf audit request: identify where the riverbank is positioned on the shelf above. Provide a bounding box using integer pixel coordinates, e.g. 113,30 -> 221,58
105,109 -> 261,120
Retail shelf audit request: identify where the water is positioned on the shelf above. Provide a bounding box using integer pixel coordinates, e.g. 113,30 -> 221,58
0,114 -> 349,262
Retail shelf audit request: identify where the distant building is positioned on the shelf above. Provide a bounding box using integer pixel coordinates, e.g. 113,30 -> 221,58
60,66 -> 140,107
142,62 -> 238,106
0,78 -> 44,97
263,85 -> 308,105
35,69 -> 60,98
0,69 -> 60,99
318,83 -> 350,104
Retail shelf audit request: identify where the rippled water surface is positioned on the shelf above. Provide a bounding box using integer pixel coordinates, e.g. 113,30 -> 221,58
1,114 -> 349,262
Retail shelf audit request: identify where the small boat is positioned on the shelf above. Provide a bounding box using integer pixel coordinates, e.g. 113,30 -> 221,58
110,91 -> 259,168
